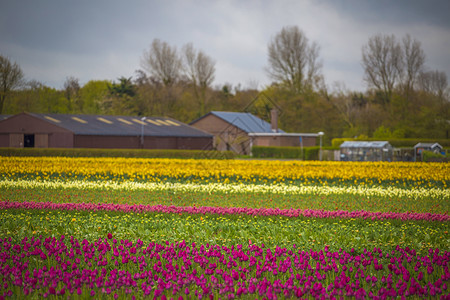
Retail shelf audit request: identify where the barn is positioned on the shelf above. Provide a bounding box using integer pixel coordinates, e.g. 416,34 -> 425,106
190,111 -> 318,155
0,112 -> 213,150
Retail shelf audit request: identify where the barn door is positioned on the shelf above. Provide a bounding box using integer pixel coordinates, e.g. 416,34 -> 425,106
9,134 -> 24,147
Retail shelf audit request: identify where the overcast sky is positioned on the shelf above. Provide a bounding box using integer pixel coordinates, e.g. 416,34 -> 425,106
1,0 -> 449,92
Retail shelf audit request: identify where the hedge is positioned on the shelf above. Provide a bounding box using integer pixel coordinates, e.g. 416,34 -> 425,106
331,138 -> 450,148
251,146 -> 338,160
0,148 -> 236,159
422,150 -> 450,162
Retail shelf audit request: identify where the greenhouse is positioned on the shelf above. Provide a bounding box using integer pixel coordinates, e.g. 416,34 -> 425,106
340,141 -> 393,161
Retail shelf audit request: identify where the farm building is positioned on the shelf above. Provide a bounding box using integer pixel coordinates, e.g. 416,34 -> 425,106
190,110 -> 319,155
414,142 -> 444,161
340,141 -> 393,161
0,112 -> 212,150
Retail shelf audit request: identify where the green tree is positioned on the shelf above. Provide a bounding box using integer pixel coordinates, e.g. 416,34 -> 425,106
104,77 -> 138,115
0,55 -> 24,113
3,80 -> 41,113
373,125 -> 393,139
38,86 -> 69,113
78,80 -> 110,114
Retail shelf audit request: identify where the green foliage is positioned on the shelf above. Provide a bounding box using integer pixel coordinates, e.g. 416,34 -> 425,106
251,146 -> 337,160
252,146 -> 303,159
422,150 -> 450,162
77,80 -> 110,114
4,84 -> 68,114
0,147 -> 236,159
373,125 -> 393,139
372,126 -> 407,140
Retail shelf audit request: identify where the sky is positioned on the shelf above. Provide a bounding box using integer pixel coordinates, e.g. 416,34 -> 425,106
1,0 -> 449,92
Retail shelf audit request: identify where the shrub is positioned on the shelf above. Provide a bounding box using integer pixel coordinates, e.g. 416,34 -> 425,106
251,146 -> 337,160
422,150 -> 450,162
0,147 -> 236,159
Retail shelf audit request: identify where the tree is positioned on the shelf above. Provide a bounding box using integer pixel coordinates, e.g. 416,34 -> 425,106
266,26 -> 322,94
63,76 -> 81,112
0,55 -> 24,113
3,80 -> 41,114
326,83 -> 360,131
141,39 -> 182,86
182,43 -> 216,115
78,80 -> 110,114
103,77 -> 138,115
418,70 -> 448,100
108,77 -> 135,98
401,34 -> 425,99
361,34 -> 403,103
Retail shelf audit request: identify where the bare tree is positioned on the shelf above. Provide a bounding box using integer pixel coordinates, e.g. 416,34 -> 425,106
418,70 -> 448,100
306,42 -> 323,88
361,34 -> 403,103
182,43 -> 216,114
401,34 -> 425,98
0,55 -> 24,113
64,76 -> 80,112
141,39 -> 182,86
266,26 -> 322,94
183,43 -> 215,88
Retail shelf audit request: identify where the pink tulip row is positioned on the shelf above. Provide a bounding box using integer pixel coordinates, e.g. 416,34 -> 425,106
0,235 -> 449,299
1,201 -> 449,222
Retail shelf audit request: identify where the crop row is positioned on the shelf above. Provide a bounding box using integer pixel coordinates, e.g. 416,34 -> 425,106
0,187 -> 450,214
2,186 -> 447,215
2,179 -> 448,201
0,235 -> 448,299
1,205 -> 448,254
1,157 -> 448,185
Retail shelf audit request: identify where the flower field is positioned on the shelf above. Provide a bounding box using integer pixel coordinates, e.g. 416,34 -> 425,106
0,157 -> 449,299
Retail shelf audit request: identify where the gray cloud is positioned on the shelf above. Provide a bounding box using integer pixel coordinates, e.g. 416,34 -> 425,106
1,0 -> 449,91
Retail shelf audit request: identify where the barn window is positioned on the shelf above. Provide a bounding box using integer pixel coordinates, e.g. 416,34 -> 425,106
24,134 -> 35,147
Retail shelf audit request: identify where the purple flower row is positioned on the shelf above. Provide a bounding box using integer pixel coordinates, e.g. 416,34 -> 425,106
0,235 -> 449,299
1,201 -> 449,222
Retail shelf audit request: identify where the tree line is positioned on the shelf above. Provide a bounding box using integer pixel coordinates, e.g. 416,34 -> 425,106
1,26 -> 449,143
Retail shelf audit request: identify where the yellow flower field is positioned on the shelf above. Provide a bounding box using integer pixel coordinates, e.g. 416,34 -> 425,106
1,157 -> 448,184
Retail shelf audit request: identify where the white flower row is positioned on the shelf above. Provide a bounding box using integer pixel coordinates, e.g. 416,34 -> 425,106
1,179 -> 448,200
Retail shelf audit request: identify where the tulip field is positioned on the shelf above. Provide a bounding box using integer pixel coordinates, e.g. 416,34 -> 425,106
0,157 -> 449,299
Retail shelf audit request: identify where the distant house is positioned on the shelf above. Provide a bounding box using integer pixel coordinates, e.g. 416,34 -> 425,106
0,112 -> 212,150
414,143 -> 444,161
340,141 -> 393,161
190,110 -> 319,155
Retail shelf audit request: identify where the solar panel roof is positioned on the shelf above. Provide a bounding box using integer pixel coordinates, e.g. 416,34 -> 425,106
29,113 -> 212,137
207,111 -> 285,133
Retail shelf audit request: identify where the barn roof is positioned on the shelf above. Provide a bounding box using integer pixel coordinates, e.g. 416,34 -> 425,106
27,113 -> 212,137
193,111 -> 285,133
